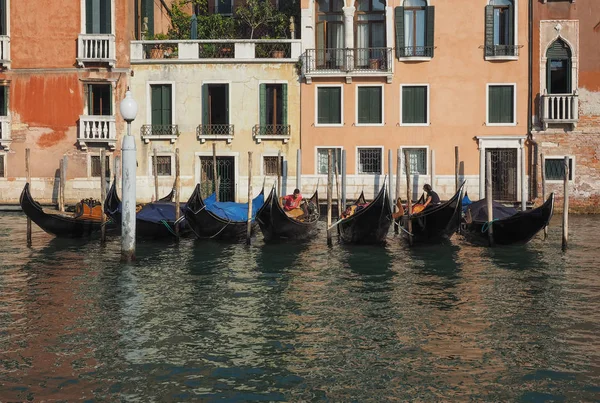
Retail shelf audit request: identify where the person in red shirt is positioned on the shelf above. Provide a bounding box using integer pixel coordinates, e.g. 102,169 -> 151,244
282,188 -> 303,211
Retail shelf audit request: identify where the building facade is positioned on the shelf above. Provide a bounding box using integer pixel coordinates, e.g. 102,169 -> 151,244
0,0 -> 133,204
299,0 -> 530,202
531,0 -> 600,212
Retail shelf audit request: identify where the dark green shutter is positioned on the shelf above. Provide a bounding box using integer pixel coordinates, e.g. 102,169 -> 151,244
281,84 -> 288,127
566,59 -> 572,93
151,85 -> 162,125
507,2 -> 514,50
358,88 -> 368,123
394,7 -> 404,58
370,87 -> 381,124
259,84 -> 266,129
86,0 -> 94,33
546,59 -> 552,94
485,5 -> 494,53
161,85 -> 171,125
489,86 -> 513,123
0,0 -> 6,36
415,86 -> 426,123
331,88 -> 341,124
142,0 -> 154,38
87,84 -> 93,115
202,84 -> 209,125
426,6 -> 435,57
547,40 -> 571,59
0,86 -> 7,116
101,0 -> 111,34
503,86 -> 513,123
224,84 -> 230,124
402,87 -> 411,123
317,88 -> 328,124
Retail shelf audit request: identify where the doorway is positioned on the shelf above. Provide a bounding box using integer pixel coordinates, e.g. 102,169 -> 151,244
199,156 -> 235,202
486,148 -> 518,201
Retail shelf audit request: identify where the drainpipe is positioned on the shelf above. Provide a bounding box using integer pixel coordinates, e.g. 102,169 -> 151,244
527,0 -> 539,201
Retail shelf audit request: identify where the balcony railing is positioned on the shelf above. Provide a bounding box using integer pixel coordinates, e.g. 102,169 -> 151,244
302,48 -> 392,80
197,124 -> 234,143
0,116 -> 11,150
0,35 -> 10,67
141,124 -> 179,144
541,92 -> 579,130
396,46 -> 434,59
484,44 -> 519,58
78,115 -> 116,150
131,39 -> 302,63
77,34 -> 116,67
252,124 -> 291,143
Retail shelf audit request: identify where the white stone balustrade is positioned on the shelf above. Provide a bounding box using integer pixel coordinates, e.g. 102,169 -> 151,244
0,35 -> 10,67
78,115 -> 116,150
0,116 -> 11,150
77,34 -> 116,67
541,92 -> 579,130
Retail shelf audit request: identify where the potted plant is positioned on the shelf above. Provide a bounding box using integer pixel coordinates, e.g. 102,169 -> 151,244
150,33 -> 169,59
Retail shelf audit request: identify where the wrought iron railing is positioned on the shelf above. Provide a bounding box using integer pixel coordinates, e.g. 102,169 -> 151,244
303,48 -> 392,74
253,124 -> 291,137
255,42 -> 291,59
143,42 -> 179,59
484,45 -> 519,57
141,124 -> 179,137
396,46 -> 434,58
196,124 -> 234,137
77,34 -> 116,66
198,42 -> 235,59
541,93 -> 579,127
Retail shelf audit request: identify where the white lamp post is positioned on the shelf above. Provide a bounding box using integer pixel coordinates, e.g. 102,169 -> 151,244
119,89 -> 138,262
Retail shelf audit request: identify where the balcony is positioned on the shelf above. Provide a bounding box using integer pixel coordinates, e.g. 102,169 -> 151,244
396,46 -> 434,61
131,39 -> 302,63
141,124 -> 179,144
77,34 -> 116,67
0,116 -> 11,150
252,124 -> 291,143
197,124 -> 234,144
484,44 -> 520,60
0,35 -> 10,68
78,115 -> 116,150
302,48 -> 393,84
541,92 -> 579,130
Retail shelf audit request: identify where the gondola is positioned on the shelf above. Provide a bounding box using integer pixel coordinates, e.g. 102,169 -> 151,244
19,182 -> 104,238
337,183 -> 392,244
104,181 -> 186,239
461,193 -> 555,246
184,184 -> 265,241
256,187 -> 319,241
399,183 -> 465,244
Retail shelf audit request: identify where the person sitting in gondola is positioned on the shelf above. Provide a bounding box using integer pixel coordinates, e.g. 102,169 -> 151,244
422,184 -> 441,209
281,189 -> 307,218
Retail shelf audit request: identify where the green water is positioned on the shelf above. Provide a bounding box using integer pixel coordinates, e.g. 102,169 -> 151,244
0,213 -> 599,401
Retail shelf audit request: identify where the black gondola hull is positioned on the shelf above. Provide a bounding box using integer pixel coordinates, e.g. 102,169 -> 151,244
462,193 -> 555,246
337,186 -> 392,244
19,183 -> 102,238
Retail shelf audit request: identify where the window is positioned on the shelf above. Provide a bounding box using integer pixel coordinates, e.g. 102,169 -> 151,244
401,85 -> 428,125
485,0 -> 516,57
151,84 -> 173,126
0,154 -> 5,177
90,155 -> 110,178
151,155 -> 172,176
263,156 -> 283,176
135,0 -> 154,39
216,0 -> 233,15
0,85 -> 7,117
488,84 -> 515,124
0,0 -> 7,36
87,84 -> 112,116
546,39 -> 572,94
316,86 -> 342,125
357,86 -> 383,125
315,0 -> 344,68
357,147 -> 383,174
545,157 -> 573,181
202,84 -> 229,126
355,0 -> 386,67
402,148 -> 427,174
85,0 -> 111,34
317,147 -> 342,174
259,84 -> 288,133
395,0 -> 434,58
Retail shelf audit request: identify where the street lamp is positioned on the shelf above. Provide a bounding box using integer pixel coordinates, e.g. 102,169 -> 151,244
119,89 -> 138,262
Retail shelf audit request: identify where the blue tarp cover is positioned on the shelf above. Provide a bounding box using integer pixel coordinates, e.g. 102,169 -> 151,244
204,193 -> 265,222
137,202 -> 186,223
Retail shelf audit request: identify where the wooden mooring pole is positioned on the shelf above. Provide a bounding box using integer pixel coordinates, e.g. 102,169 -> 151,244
541,153 -> 547,240
277,150 -> 282,196
327,149 -> 333,246
455,146 -> 459,193
486,151 -> 494,246
153,148 -> 159,201
395,149 -> 401,234
562,156 -> 569,252
403,149 -> 412,246
26,148 -> 31,246
296,149 -> 302,191
334,154 -> 341,219
212,143 -> 219,201
175,148 -> 181,240
341,150 -> 347,208
100,149 -> 107,244
246,152 -> 253,245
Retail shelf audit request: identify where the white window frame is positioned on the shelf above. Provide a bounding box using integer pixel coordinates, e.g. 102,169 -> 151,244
315,84 -> 344,127
80,0 -> 116,35
315,146 -> 343,175
146,81 -> 176,125
544,155 -> 575,183
400,84 -> 430,126
87,153 -> 112,178
147,152 -> 175,177
400,146 -> 430,175
485,0 -> 519,61
260,152 -> 284,177
356,146 -> 384,175
215,0 -> 234,15
355,84 -> 384,127
486,83 -> 517,126
0,152 -> 6,178
202,80 -> 231,126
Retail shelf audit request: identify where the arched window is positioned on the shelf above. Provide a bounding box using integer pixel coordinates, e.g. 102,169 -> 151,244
546,39 -> 572,94
355,0 -> 386,68
485,0 -> 515,57
395,0 -> 435,58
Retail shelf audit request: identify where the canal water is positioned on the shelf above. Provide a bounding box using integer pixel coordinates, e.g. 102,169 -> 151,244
1,212 -> 599,401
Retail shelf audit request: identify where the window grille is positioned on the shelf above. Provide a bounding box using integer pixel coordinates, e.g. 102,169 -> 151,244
403,148 -> 427,174
91,156 -> 110,178
0,155 -> 4,177
263,156 -> 283,176
152,155 -> 172,176
317,148 -> 342,174
358,148 -> 382,174
545,158 -> 573,181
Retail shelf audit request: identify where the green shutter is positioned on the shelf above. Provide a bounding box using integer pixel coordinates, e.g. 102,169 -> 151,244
489,86 -> 513,123
259,84 -> 266,129
369,87 -> 381,124
488,86 -> 498,123
317,88 -> 328,124
151,85 -> 162,125
86,0 -> 94,33
87,84 -> 93,115
101,0 -> 111,34
358,87 -> 368,123
402,86 -> 411,123
485,5 -> 494,54
161,85 -> 172,125
394,7 -> 404,58
426,6 -> 435,57
224,84 -> 230,124
0,0 -> 6,36
566,59 -> 572,93
0,86 -> 7,116
282,84 -> 288,127
142,0 -> 154,38
202,84 -> 209,125
546,59 -> 552,94
331,88 -> 341,124
507,2 -> 514,50
415,86 -> 426,123
502,86 -> 513,123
